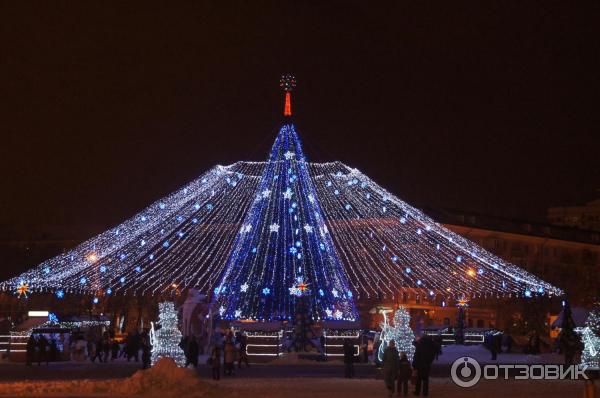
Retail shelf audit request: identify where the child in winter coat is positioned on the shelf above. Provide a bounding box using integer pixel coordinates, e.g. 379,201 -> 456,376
397,352 -> 412,396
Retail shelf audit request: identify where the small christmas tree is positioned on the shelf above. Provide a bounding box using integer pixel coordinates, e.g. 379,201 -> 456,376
580,302 -> 600,370
378,306 -> 416,361
150,301 -> 186,366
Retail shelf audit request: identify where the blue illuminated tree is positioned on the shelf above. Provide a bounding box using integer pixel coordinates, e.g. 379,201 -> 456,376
212,122 -> 359,322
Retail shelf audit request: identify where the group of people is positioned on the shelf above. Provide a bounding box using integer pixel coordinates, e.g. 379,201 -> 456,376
83,329 -> 152,367
382,336 -> 437,397
26,329 -> 152,369
208,330 -> 250,380
25,334 -> 60,365
179,335 -> 200,367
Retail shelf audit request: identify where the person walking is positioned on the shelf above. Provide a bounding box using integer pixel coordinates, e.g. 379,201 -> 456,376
37,335 -> 49,365
131,331 -> 141,362
141,330 -> 152,369
49,338 -> 58,362
412,336 -> 435,396
92,337 -> 104,363
236,332 -> 250,369
102,333 -> 110,362
25,335 -> 36,366
343,339 -> 355,378
361,334 -> 369,363
433,335 -> 442,360
111,338 -> 119,361
373,339 -> 382,367
186,335 -> 199,368
382,340 -> 400,397
223,336 -> 236,376
210,345 -> 221,380
490,334 -> 498,360
397,352 -> 412,397
503,333 -> 513,353
87,335 -> 95,361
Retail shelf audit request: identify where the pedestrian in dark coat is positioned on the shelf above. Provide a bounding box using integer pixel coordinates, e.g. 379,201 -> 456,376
343,339 -> 355,378
186,336 -> 199,367
141,331 -> 152,369
49,338 -> 58,362
92,338 -> 104,362
25,335 -> 36,366
210,345 -> 221,380
490,334 -> 498,360
102,334 -> 110,362
236,333 -> 250,369
433,335 -> 442,360
373,339 -> 382,366
111,339 -> 119,361
397,352 -> 412,397
361,334 -> 369,363
131,331 -> 141,362
505,334 -> 513,353
37,335 -> 49,365
223,337 -> 236,375
412,336 -> 435,396
382,340 -> 400,397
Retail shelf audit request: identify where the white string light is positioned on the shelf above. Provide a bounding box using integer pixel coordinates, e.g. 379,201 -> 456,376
0,124 -> 562,319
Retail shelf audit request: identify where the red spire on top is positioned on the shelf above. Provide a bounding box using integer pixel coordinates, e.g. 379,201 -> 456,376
279,74 -> 296,117
284,92 -> 292,116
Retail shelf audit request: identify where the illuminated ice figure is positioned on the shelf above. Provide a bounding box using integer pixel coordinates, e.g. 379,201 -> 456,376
150,301 -> 186,367
580,303 -> 600,370
0,76 -> 562,316
378,307 -> 415,362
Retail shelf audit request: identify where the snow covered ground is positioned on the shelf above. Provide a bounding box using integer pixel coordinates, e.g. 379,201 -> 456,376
0,346 -> 591,397
0,374 -> 592,398
435,344 -> 565,365
219,377 -> 592,398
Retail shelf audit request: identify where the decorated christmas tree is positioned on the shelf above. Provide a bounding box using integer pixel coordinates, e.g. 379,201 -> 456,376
580,302 -> 600,370
1,75 -> 563,326
378,306 -> 415,361
213,76 -> 358,322
150,301 -> 186,366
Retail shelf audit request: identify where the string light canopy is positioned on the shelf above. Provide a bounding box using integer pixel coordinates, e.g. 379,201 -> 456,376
0,75 -> 563,321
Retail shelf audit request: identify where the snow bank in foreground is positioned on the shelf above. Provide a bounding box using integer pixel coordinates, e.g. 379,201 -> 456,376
0,358 -> 215,397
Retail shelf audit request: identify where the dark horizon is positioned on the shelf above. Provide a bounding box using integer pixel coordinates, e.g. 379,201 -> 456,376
2,3 -> 599,244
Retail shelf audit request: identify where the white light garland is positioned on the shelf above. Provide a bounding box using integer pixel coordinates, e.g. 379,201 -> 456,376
0,123 -> 562,312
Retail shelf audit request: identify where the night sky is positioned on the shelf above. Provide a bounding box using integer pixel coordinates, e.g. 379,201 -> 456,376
1,2 -> 599,248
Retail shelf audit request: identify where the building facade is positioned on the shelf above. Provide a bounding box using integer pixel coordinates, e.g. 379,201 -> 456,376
548,198 -> 600,232
363,209 -> 600,333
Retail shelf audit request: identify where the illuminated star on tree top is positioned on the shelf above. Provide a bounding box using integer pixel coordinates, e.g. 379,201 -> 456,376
279,74 -> 296,92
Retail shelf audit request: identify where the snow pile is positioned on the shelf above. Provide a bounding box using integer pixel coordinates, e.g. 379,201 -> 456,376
0,358 -> 216,397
